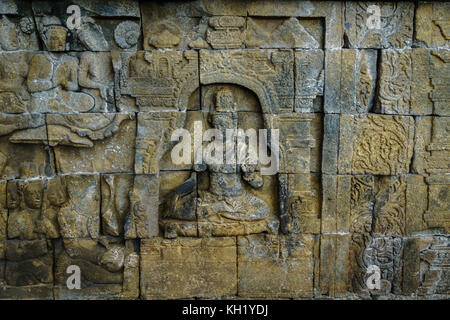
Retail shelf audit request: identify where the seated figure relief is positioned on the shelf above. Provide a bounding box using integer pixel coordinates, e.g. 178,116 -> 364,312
27,51 -> 95,113
27,16 -> 94,113
161,88 -> 279,238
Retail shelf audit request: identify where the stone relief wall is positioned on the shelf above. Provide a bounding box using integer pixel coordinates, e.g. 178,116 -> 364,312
0,0 -> 448,300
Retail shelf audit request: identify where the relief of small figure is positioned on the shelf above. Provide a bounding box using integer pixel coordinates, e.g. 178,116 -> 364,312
7,179 -> 43,240
79,52 -> 115,112
36,176 -> 67,239
28,16 -> 94,113
163,89 -> 277,238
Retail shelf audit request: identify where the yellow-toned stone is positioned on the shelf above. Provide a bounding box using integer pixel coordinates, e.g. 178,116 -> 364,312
345,2 -> 413,48
49,113 -> 136,174
416,3 -> 450,48
0,181 -> 6,240
413,116 -> 450,174
238,234 -> 316,298
140,237 -> 237,299
338,114 -> 414,175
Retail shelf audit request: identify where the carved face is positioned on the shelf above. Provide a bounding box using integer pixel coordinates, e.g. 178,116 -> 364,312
7,183 -> 21,209
23,181 -> 43,209
45,26 -> 67,51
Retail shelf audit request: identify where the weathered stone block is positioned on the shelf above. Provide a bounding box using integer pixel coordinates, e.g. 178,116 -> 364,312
338,114 -> 414,175
140,237 -> 237,299
372,176 -> 407,237
200,49 -> 294,113
401,236 -> 449,295
101,173 -> 134,237
415,2 -> 450,48
406,175 -> 450,235
48,113 -> 136,174
119,50 -> 199,112
0,14 -> 39,51
321,175 -> 374,234
295,50 -> 324,112
279,174 -> 321,234
413,116 -> 450,174
0,52 -> 32,113
345,2 -> 414,48
324,49 -> 377,114
57,174 -> 100,239
247,1 -> 343,49
377,49 -> 450,116
321,114 -> 339,174
127,174 -> 159,239
246,17 -> 323,49
0,181 -> 6,240
319,233 -> 404,297
318,234 -> 352,297
141,2 -> 207,50
55,239 -> 139,300
238,234 -> 316,298
7,178 -> 44,240
135,112 -> 186,174
0,114 -> 51,180
0,240 -> 53,299
266,113 -> 315,173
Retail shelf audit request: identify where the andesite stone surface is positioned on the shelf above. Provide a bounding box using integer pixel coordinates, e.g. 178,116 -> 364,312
0,0 -> 448,300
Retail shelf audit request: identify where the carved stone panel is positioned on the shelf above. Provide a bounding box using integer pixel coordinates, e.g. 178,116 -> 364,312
324,49 -> 377,114
376,49 -> 450,116
413,116 -> 450,174
0,0 -> 448,301
345,2 -> 414,48
119,51 -> 198,112
247,1 -> 343,49
416,2 -> 450,48
0,240 -> 53,299
0,114 -> 51,180
200,49 -> 294,113
0,10 -> 39,51
0,182 -> 5,240
48,113 -> 136,174
140,237 -> 237,299
54,239 -> 139,299
238,234 -> 316,298
32,0 -> 141,52
338,114 -> 414,175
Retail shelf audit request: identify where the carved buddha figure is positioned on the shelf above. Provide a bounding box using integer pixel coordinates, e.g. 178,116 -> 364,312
196,89 -> 270,222
163,89 -> 275,238
27,17 -> 94,113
